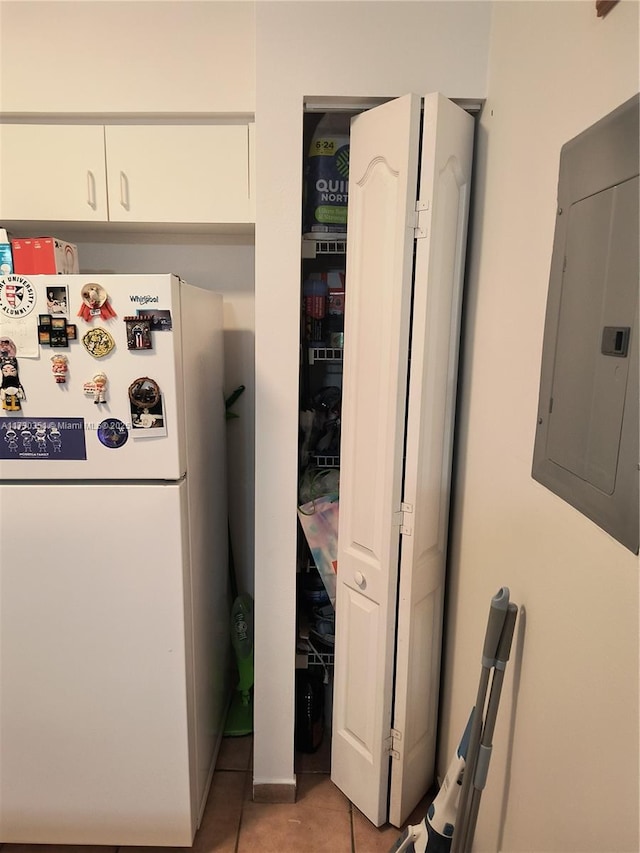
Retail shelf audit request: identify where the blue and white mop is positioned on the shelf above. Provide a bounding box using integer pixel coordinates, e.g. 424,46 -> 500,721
389,588 -> 518,853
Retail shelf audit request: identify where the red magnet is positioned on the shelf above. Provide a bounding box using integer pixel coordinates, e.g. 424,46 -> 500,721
77,283 -> 117,322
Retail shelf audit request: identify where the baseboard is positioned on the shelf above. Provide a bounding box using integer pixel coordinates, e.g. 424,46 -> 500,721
252,782 -> 297,804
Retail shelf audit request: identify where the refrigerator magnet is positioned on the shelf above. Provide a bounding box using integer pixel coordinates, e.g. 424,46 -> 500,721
136,309 -> 172,332
0,336 -> 17,360
83,372 -> 108,404
124,316 -> 152,350
0,417 -> 87,460
51,354 -> 69,384
97,418 -> 129,449
49,317 -> 69,348
38,316 -> 52,346
0,275 -> 37,319
128,376 -> 166,437
77,283 -> 117,323
0,359 -> 25,411
82,327 -> 115,359
46,285 -> 68,315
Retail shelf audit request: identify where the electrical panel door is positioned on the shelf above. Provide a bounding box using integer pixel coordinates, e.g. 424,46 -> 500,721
533,95 -> 639,553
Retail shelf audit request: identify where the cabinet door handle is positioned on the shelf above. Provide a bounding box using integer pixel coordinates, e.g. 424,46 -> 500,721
354,571 -> 366,589
86,170 -> 97,210
119,171 -> 130,211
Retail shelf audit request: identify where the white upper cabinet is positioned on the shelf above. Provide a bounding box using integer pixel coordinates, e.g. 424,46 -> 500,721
0,123 -> 254,225
0,125 -> 109,221
105,125 -> 252,224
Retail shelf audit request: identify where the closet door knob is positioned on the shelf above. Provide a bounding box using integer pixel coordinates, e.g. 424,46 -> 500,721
354,571 -> 366,589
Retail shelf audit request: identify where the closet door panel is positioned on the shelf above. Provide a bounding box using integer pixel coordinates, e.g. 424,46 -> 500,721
389,94 -> 474,828
331,93 -> 421,828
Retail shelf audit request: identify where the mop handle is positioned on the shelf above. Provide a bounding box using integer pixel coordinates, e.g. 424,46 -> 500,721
451,588 -> 510,853
473,604 -> 518,790
460,603 -> 518,853
482,587 -> 510,668
495,602 -> 518,669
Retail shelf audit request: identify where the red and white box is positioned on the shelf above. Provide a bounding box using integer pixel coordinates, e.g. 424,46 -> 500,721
10,236 -> 79,275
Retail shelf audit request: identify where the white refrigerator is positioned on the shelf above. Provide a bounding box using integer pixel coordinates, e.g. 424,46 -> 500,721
0,273 -> 230,845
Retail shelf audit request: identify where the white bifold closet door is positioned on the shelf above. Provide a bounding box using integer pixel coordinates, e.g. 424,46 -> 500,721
331,92 -> 474,828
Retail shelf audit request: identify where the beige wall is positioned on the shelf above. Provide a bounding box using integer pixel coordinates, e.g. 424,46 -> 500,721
0,0 -> 255,115
441,2 -> 639,850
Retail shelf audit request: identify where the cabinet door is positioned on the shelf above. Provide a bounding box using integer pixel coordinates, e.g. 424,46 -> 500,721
331,94 -> 474,828
0,125 -> 108,221
105,125 -> 252,224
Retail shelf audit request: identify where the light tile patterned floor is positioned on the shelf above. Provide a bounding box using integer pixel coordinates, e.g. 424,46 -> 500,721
0,736 -> 434,853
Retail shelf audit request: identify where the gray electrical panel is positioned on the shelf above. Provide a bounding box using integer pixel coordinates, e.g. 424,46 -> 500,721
532,94 -> 639,553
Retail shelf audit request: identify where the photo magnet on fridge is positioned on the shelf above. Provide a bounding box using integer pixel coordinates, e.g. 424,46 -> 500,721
38,315 -> 52,345
49,317 -> 69,348
136,309 -> 172,331
127,376 -> 167,438
46,286 -> 68,315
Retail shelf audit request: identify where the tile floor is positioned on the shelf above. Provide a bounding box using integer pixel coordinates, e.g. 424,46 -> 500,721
0,735 -> 435,853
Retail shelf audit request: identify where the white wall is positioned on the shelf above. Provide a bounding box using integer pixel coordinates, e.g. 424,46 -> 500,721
440,2 -> 639,851
0,1 -> 255,115
254,0 -> 491,792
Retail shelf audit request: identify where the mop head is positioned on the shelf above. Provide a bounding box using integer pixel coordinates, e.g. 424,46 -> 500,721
387,710 -> 473,853
224,688 -> 253,737
224,594 -> 254,737
388,809 -> 459,853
